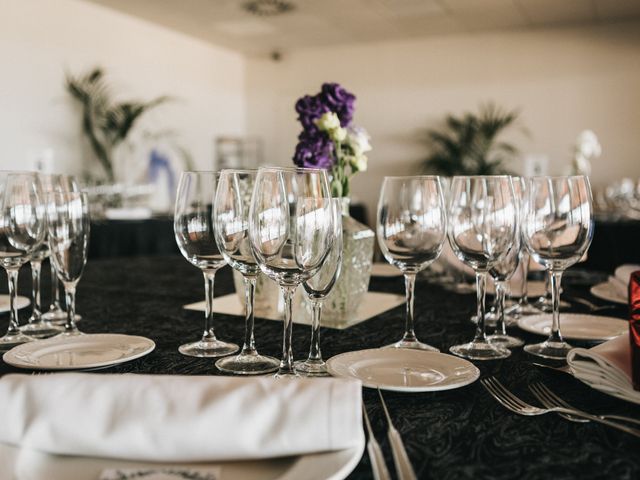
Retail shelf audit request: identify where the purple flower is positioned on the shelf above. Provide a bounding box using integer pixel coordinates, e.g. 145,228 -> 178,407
293,132 -> 334,169
295,94 -> 328,133
320,83 -> 355,127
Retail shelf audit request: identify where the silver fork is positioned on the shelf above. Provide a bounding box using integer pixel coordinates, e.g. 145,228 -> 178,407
530,383 -> 640,427
481,377 -> 640,438
377,388 -> 417,480
362,404 -> 391,480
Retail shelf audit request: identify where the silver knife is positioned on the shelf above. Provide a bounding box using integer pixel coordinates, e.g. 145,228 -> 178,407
378,388 -> 417,480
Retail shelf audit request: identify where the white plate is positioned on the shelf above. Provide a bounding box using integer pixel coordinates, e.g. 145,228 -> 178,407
517,313 -> 627,342
2,333 -> 156,370
486,280 -> 547,298
0,294 -> 30,313
326,348 -> 480,392
371,263 -> 402,277
590,282 -> 627,305
0,436 -> 364,480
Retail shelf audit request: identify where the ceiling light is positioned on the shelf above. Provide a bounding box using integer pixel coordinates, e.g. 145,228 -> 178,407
243,0 -> 295,17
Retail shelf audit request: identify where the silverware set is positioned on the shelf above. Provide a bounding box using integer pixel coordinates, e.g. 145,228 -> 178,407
481,377 -> 640,438
363,390 -> 417,480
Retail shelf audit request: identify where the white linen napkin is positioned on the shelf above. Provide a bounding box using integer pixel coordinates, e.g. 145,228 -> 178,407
0,373 -> 363,462
567,333 -> 640,404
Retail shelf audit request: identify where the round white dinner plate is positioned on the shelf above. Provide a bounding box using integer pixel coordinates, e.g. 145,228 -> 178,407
517,313 -> 627,342
371,263 -> 402,277
326,348 -> 480,392
0,435 -> 364,480
590,281 -> 626,305
0,294 -> 30,313
2,333 -> 156,370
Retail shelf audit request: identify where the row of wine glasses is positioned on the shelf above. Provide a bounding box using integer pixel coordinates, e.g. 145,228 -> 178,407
174,167 -> 340,377
0,172 -> 90,350
376,174 -> 593,361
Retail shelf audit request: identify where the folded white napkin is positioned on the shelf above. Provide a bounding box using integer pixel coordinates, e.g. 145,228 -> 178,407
0,374 -> 363,462
567,333 -> 640,404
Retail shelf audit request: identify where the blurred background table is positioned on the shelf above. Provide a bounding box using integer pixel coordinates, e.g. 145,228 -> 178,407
0,256 -> 638,479
582,219 -> 640,273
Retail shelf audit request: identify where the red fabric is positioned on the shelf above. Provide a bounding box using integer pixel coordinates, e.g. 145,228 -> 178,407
629,271 -> 640,390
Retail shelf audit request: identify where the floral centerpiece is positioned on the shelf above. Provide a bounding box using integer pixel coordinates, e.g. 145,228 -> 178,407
293,83 -> 371,197
292,83 -> 375,324
571,129 -> 601,176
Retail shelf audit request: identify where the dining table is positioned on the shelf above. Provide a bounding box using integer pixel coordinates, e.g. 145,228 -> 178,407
0,255 -> 639,479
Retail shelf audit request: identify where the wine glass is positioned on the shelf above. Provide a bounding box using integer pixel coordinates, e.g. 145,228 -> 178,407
486,227 -> 524,348
47,191 -> 90,336
294,198 -> 342,376
522,176 -> 594,359
377,176 -> 447,351
249,167 -> 333,377
174,171 -> 239,358
213,169 -> 279,374
41,175 -> 82,325
0,172 -> 46,349
448,176 -> 518,360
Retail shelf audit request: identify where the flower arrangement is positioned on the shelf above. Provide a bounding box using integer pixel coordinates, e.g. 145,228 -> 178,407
571,130 -> 601,176
293,83 -> 371,197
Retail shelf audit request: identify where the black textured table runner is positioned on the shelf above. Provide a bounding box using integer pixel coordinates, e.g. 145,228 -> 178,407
0,256 -> 638,479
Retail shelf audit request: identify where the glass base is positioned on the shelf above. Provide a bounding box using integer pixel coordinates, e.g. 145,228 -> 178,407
274,367 -> 300,378
524,340 -> 573,360
179,338 -> 238,358
294,358 -> 330,377
216,351 -> 279,375
450,340 -> 511,360
0,331 -> 34,350
42,308 -> 67,322
44,312 -> 82,325
535,298 -> 570,313
509,302 -> 542,316
487,333 -> 524,348
385,338 -> 439,352
19,322 -> 63,339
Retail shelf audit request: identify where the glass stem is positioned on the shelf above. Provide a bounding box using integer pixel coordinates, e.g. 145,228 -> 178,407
241,275 -> 257,355
548,270 -> 564,344
278,285 -> 297,375
50,260 -> 62,310
473,271 -> 488,342
6,268 -> 21,336
202,270 -> 217,342
518,254 -> 530,306
30,260 -> 42,323
307,299 -> 323,361
402,273 -> 418,342
64,284 -> 79,334
495,280 -> 507,336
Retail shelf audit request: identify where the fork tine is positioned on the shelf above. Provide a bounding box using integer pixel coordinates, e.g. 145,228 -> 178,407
529,384 -> 555,409
481,379 -> 520,413
488,377 -> 532,410
535,383 -> 574,410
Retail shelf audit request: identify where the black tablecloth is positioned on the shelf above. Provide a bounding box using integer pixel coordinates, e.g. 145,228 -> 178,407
1,257 -> 639,479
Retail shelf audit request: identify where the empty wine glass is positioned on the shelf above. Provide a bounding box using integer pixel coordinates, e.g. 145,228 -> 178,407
448,176 -> 518,360
174,171 -> 239,358
0,172 -> 46,349
294,198 -> 342,376
41,175 -> 82,325
522,175 -> 594,359
249,167 -> 333,377
377,176 -> 447,351
487,229 -> 524,348
47,191 -> 90,336
213,169 -> 279,374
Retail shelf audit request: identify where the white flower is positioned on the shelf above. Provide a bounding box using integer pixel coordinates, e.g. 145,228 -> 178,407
348,153 -> 368,172
314,112 -> 341,132
346,126 -> 372,155
575,130 -> 601,160
330,126 -> 347,143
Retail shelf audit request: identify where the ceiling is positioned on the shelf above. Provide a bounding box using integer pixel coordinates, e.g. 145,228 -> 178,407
85,0 -> 640,56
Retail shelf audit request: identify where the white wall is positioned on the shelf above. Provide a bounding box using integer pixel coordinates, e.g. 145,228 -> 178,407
0,0 -> 245,178
245,21 -> 640,225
